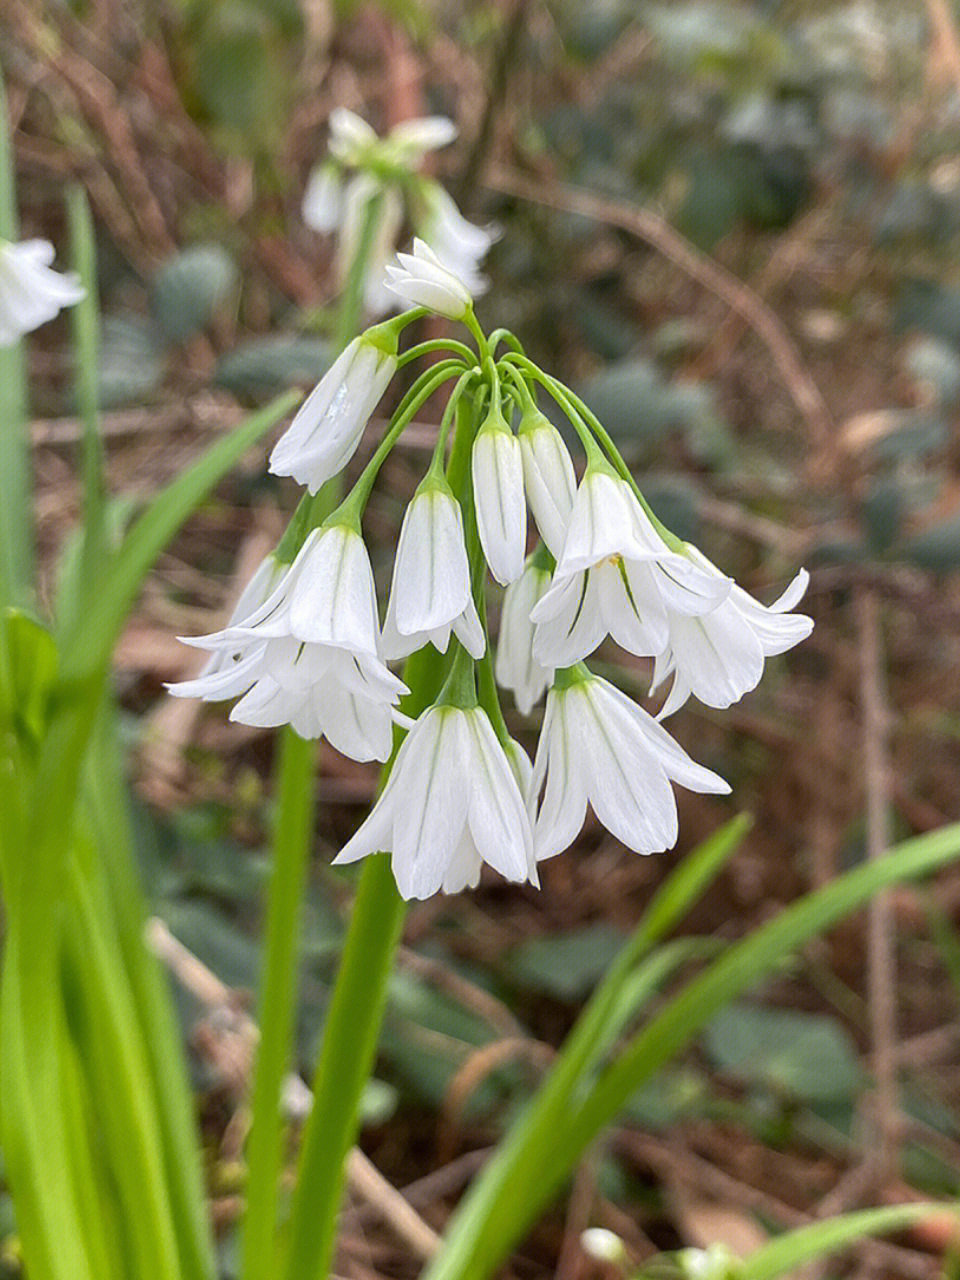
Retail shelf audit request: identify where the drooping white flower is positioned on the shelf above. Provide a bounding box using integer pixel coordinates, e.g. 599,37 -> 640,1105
529,670 -> 730,861
472,407 -> 526,585
419,182 -> 498,296
652,554 -> 814,715
302,161 -> 344,233
268,331 -> 398,493
517,408 -> 577,558
495,558 -> 554,714
168,524 -> 407,761
384,238 -> 473,320
333,703 -> 537,899
0,238 -> 85,347
531,466 -> 730,669
381,477 -> 485,660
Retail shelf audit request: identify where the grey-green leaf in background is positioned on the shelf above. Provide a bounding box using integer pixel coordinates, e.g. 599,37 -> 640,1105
97,313 -> 167,409
151,245 -> 238,344
704,1002 -> 861,1104
216,335 -> 332,399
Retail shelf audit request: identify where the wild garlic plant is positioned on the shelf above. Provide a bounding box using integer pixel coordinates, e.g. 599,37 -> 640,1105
170,239 -> 813,901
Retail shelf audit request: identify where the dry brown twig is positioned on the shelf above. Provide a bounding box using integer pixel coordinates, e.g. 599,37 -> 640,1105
438,1037 -> 554,1164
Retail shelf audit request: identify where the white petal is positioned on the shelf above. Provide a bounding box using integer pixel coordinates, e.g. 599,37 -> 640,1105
389,116 -> 457,155
518,415 -> 577,558
392,710 -> 467,899
770,567 -> 810,614
333,786 -> 397,866
575,685 -> 678,853
328,108 -> 378,161
287,527 -> 380,653
532,691 -> 589,861
496,565 -> 552,714
596,560 -> 665,657
531,571 -> 605,668
464,711 -> 533,883
668,606 -> 766,708
452,597 -> 486,659
594,679 -> 730,795
472,426 -> 527,585
383,238 -> 472,319
556,472 -> 665,577
315,683 -> 395,762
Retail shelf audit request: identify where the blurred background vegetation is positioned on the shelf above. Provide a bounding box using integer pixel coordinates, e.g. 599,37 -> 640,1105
4,0 -> 960,1275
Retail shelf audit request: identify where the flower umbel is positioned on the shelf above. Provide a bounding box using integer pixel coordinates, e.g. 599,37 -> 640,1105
0,238 -> 84,346
172,280 -> 813,900
333,703 -> 537,899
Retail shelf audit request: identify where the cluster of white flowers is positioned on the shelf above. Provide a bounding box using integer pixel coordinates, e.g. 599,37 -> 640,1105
171,241 -> 813,900
0,237 -> 84,347
301,108 -> 497,315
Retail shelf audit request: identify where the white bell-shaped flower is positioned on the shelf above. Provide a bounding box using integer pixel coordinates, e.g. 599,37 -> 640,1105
531,466 -> 730,668
495,558 -> 554,715
418,182 -> 497,296
302,161 -> 344,233
268,331 -> 398,494
471,407 -> 526,586
384,238 -> 473,320
529,669 -> 730,862
517,408 -> 577,558
382,477 -> 485,659
0,238 -> 85,347
168,525 -> 407,761
333,703 -> 537,899
652,554 -> 814,715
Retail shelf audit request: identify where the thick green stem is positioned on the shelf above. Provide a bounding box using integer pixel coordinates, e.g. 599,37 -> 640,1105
67,186 -> 104,582
0,73 -> 32,610
279,854 -> 406,1279
239,729 -> 317,1280
278,638 -> 447,1280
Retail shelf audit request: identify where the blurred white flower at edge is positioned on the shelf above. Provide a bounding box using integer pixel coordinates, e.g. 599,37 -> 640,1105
0,238 -> 85,347
301,107 -> 498,317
